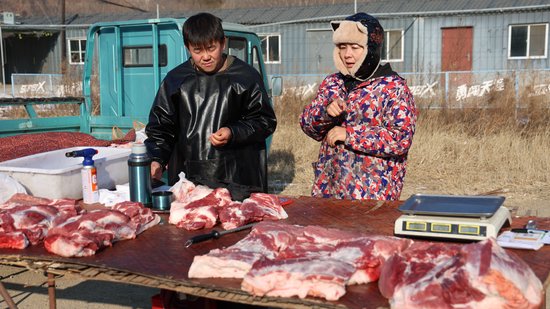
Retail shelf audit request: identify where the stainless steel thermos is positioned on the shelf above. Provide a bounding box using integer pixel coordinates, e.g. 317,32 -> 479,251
128,143 -> 152,207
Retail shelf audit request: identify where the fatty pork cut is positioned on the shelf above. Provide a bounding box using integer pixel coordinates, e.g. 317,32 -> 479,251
44,209 -> 137,257
218,193 -> 288,230
169,173 -> 287,230
169,187 -> 232,230
189,221 -> 412,301
188,221 -> 302,278
44,200 -> 160,258
241,257 -> 355,301
0,193 -> 78,249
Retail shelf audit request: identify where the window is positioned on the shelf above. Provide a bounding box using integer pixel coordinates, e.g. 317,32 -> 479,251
123,45 -> 167,67
381,30 -> 403,62
68,39 -> 86,64
225,37 -> 247,62
509,23 -> 548,59
259,34 -> 281,63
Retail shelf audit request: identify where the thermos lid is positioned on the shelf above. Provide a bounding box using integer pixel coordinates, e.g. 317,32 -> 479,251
132,143 -> 147,154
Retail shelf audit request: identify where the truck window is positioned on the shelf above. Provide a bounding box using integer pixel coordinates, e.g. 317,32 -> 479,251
123,45 -> 168,67
225,37 -> 247,62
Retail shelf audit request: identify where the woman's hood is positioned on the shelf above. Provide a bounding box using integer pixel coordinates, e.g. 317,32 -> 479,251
331,12 -> 385,81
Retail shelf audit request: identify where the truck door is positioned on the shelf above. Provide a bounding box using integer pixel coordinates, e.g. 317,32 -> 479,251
89,20 -> 185,139
224,31 -> 271,97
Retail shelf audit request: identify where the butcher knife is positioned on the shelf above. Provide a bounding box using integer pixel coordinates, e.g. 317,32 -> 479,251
185,222 -> 256,247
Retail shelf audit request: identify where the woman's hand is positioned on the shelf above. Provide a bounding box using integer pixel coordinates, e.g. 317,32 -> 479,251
326,126 -> 346,147
327,99 -> 345,117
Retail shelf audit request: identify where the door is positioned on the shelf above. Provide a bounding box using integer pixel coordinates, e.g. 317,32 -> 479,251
441,27 -> 473,72
441,27 -> 473,103
89,21 -> 184,139
306,30 -> 333,74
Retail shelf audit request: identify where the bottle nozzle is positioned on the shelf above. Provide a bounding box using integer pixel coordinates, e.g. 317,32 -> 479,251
65,148 -> 98,166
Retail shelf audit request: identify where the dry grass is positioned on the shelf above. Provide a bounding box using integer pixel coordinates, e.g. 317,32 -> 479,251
267,92 -> 550,217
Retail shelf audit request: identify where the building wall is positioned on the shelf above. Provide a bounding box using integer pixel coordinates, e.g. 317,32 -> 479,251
254,9 -> 550,77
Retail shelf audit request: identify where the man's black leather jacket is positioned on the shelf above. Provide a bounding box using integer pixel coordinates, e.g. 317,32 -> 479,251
144,56 -> 277,200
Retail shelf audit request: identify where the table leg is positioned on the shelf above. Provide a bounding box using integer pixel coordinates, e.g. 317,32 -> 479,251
0,281 -> 17,309
47,273 -> 56,309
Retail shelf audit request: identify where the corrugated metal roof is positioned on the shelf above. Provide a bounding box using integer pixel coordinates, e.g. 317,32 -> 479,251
4,0 -> 550,28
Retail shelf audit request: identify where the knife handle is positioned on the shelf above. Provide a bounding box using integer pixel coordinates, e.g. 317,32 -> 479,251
185,230 -> 221,247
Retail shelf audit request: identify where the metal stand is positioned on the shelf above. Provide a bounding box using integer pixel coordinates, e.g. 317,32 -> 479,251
47,273 -> 56,309
0,281 -> 17,309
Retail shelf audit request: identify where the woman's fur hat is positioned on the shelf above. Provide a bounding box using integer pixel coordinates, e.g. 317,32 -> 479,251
331,13 -> 384,80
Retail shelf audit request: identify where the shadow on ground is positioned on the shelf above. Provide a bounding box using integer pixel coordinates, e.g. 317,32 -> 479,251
268,150 -> 295,194
1,279 -> 157,308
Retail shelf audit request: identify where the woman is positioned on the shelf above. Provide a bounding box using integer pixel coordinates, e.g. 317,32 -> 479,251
300,12 -> 417,200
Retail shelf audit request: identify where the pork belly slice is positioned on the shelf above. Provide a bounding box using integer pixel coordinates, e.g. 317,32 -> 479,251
0,203 -> 78,247
169,187 -> 230,230
188,221 -> 412,287
44,209 -> 137,257
276,234 -> 413,285
188,249 -> 265,279
0,194 -> 79,249
378,239 -> 543,309
2,193 -> 79,216
188,230 -> 286,279
111,201 -> 160,234
219,193 -> 288,230
44,233 -> 101,257
241,257 -> 355,301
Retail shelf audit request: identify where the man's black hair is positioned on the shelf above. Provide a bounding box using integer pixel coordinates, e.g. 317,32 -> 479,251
183,13 -> 225,48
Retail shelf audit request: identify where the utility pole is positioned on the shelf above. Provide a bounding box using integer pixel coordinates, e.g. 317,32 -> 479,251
60,0 -> 66,74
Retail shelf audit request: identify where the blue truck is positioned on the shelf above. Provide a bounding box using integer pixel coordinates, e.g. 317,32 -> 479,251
0,18 -> 281,140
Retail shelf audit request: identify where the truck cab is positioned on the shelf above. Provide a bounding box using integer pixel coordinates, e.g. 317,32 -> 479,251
84,17 -> 280,140
0,18 -> 281,141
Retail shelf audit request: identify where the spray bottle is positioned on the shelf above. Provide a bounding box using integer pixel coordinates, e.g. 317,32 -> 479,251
65,148 -> 99,204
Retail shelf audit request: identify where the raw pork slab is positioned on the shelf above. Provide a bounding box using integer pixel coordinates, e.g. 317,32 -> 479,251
188,223 -> 299,278
111,201 -> 160,234
0,194 -> 79,248
378,239 -> 543,309
169,188 -> 230,230
219,193 -> 288,230
44,209 -> 137,257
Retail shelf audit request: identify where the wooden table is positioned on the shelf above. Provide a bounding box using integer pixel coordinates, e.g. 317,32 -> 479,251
0,196 -> 549,308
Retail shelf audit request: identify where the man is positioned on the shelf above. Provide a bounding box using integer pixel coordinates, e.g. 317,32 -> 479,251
145,12 -> 277,200
300,12 -> 417,200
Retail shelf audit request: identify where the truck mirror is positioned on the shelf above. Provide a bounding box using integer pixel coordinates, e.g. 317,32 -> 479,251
270,76 -> 283,97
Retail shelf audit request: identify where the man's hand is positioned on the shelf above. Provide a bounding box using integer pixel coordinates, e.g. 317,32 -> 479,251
325,126 -> 346,147
151,161 -> 163,180
210,127 -> 232,147
327,98 -> 345,117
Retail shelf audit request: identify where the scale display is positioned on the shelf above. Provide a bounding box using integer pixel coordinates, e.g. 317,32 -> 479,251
394,194 -> 510,241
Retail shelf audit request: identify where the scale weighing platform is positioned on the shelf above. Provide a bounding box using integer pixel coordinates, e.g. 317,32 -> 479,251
394,194 -> 511,241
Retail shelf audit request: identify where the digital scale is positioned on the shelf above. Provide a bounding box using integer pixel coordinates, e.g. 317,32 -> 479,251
394,194 -> 511,241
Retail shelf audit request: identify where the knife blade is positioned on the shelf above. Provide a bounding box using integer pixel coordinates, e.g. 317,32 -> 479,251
185,222 -> 256,248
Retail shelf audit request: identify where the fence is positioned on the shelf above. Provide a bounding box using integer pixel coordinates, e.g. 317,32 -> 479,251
2,69 -> 550,107
6,74 -> 82,98
272,69 -> 550,109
